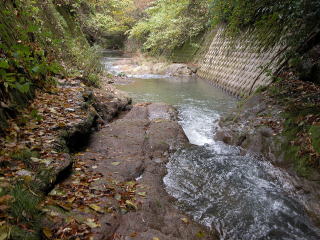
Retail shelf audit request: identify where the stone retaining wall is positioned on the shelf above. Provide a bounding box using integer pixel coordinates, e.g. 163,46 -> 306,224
197,28 -> 284,97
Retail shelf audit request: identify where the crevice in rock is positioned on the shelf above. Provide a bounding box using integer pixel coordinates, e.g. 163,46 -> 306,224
53,162 -> 73,187
66,129 -> 94,153
45,162 -> 73,194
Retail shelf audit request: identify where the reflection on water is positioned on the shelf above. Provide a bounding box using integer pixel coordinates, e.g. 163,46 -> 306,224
104,51 -> 320,240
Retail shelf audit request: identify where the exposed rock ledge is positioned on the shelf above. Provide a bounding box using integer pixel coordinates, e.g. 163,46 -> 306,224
44,102 -> 217,240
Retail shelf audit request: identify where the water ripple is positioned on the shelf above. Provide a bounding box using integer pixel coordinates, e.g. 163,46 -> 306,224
164,145 -> 320,239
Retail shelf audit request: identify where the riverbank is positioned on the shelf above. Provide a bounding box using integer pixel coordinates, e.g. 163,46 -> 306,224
215,78 -> 320,225
0,74 -> 216,239
0,77 -> 131,238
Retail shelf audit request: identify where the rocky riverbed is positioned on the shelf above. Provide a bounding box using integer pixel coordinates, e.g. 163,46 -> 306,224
102,53 -> 198,77
104,52 -> 320,239
214,80 -> 320,226
44,102 -> 216,239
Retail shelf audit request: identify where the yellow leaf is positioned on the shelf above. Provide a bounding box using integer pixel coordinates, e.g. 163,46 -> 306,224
153,237 -> 160,240
0,232 -> 8,240
196,231 -> 206,238
89,204 -> 103,213
137,192 -> 146,197
67,197 -> 76,203
111,162 -> 121,166
56,202 -> 72,211
42,227 -> 53,239
125,200 -> 137,210
23,175 -> 33,183
130,232 -> 138,237
85,218 -> 101,228
181,218 -> 189,224
126,181 -> 136,186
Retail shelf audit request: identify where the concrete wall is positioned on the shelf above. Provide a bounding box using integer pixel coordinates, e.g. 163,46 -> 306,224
197,28 -> 284,97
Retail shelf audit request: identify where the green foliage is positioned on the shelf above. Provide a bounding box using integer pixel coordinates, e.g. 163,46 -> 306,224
86,0 -> 135,35
10,184 -> 42,223
73,0 -> 136,47
282,106 -> 320,177
0,0 -> 106,126
30,109 -> 43,122
130,0 -> 210,55
10,148 -> 39,168
9,184 -> 43,239
209,0 -> 320,51
171,35 -> 203,63
86,73 -> 100,87
10,226 -> 40,240
309,126 -> 320,154
0,43 -> 60,95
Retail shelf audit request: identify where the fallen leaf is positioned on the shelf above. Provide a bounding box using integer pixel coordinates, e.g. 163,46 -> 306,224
30,157 -> 41,162
85,218 -> 101,228
111,162 -> 121,166
195,231 -> 206,238
0,225 -> 10,240
125,181 -> 136,186
67,197 -> 76,203
106,207 -> 113,213
0,195 -> 13,204
49,189 -> 64,196
154,119 -> 164,123
0,205 -> 9,211
42,227 -> 53,239
0,231 -> 8,240
114,194 -> 121,201
137,192 -> 146,197
56,202 -> 72,211
89,204 -> 103,213
181,218 -> 189,224
152,237 -> 160,240
130,232 -> 138,237
125,200 -> 137,210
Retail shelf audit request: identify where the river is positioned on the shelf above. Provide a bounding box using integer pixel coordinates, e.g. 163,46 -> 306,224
102,51 -> 320,240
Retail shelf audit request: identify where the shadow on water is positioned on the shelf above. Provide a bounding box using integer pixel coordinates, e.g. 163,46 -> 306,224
103,51 -> 320,240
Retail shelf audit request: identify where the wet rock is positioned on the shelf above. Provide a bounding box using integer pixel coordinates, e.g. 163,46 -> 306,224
166,64 -> 195,76
214,92 -> 320,226
84,86 -> 132,121
214,93 -> 284,163
147,102 -> 178,121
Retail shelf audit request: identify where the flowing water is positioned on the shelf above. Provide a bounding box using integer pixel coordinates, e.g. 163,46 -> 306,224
102,51 -> 320,240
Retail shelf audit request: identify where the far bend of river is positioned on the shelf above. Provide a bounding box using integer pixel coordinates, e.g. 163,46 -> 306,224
102,51 -> 320,240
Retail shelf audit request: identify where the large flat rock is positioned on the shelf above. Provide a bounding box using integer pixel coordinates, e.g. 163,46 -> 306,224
45,103 -> 217,240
